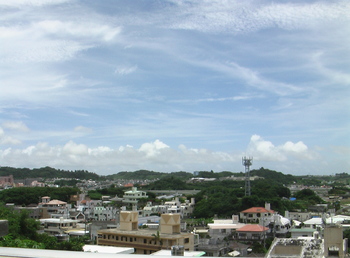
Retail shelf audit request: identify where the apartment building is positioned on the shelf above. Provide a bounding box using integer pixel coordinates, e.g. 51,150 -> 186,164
97,211 -> 197,254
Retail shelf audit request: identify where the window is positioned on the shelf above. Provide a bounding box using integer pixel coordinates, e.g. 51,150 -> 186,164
184,238 -> 189,243
144,239 -> 147,244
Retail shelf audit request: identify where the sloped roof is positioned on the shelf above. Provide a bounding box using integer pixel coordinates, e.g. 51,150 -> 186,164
46,199 -> 67,205
236,224 -> 269,232
241,207 -> 274,213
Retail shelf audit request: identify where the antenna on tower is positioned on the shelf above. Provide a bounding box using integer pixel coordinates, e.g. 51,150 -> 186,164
242,156 -> 253,196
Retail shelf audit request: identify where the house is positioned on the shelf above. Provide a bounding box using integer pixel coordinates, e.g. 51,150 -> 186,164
207,215 -> 245,240
240,203 -> 274,223
38,197 -> 70,219
235,224 -> 269,242
97,212 -> 197,255
39,217 -> 81,236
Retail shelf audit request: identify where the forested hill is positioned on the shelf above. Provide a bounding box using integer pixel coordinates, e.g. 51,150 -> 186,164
0,166 -> 100,180
105,170 -> 193,181
1,166 -> 299,184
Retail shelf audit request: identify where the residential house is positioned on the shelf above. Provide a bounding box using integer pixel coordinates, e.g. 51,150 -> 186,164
240,203 -> 274,223
235,224 -> 269,242
39,217 -> 80,236
38,197 -> 70,219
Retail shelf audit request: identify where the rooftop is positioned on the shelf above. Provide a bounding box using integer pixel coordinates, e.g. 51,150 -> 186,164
241,207 -> 274,213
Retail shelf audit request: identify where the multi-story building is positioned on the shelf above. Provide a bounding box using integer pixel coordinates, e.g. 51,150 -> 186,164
240,203 -> 274,223
97,211 -> 197,254
39,196 -> 70,219
235,224 -> 269,242
284,210 -> 311,222
0,175 -> 14,187
122,187 -> 148,211
39,217 -> 80,236
142,197 -> 195,218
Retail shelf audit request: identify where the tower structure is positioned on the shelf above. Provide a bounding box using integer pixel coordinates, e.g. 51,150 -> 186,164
242,156 -> 253,196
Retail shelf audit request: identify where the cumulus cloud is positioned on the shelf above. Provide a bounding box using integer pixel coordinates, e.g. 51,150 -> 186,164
0,139 -> 237,173
139,139 -> 169,157
247,134 -> 314,161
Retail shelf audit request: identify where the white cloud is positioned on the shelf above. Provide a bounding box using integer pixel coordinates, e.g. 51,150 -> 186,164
139,139 -> 169,157
0,126 -> 22,145
2,121 -> 29,132
247,134 -> 314,161
114,65 -> 138,75
0,0 -> 69,7
74,126 -> 93,134
165,1 -> 350,34
62,140 -> 89,156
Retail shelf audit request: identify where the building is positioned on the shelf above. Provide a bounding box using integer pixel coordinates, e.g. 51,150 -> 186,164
259,213 -> 291,237
39,196 -> 70,219
123,187 -> 148,211
240,203 -> 274,223
265,224 -> 348,258
142,197 -> 195,218
285,210 -> 311,222
235,224 -> 269,242
207,215 -> 245,240
97,212 -> 197,254
0,175 -> 14,187
39,218 -> 81,236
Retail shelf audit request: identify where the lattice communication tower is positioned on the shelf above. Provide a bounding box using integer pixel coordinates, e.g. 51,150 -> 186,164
242,156 -> 253,196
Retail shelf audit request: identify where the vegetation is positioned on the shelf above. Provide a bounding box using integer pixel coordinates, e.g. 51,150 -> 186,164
0,203 -> 87,251
0,166 -> 100,180
105,170 -> 193,181
0,187 -> 80,205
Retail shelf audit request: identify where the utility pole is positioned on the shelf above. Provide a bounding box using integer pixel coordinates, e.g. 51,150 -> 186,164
242,156 -> 253,196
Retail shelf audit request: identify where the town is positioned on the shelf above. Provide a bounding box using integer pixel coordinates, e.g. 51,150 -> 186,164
1,166 -> 350,257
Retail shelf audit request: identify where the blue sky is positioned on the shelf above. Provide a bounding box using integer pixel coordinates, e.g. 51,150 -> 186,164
0,0 -> 349,175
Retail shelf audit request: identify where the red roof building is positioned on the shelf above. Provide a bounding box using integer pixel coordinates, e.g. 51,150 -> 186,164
235,224 -> 269,242
239,203 -> 274,223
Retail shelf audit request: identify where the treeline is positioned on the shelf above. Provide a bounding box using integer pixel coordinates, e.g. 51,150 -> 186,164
0,166 -> 100,180
191,180 -> 326,218
0,187 -> 79,205
106,170 -> 193,181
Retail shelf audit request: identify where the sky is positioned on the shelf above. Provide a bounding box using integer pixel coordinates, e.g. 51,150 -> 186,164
0,0 -> 349,176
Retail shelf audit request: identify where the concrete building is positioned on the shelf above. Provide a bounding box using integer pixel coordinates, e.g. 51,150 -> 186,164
207,215 -> 245,240
0,175 -> 14,187
285,210 -> 312,222
39,196 -> 70,219
97,212 -> 197,254
123,187 -> 148,211
39,217 -> 81,236
142,197 -> 195,218
240,203 -> 274,223
265,224 -> 348,258
260,213 -> 291,237
235,224 -> 269,242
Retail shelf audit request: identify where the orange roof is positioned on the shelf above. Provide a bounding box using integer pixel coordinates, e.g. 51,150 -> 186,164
124,183 -> 134,187
241,207 -> 274,213
236,224 -> 269,232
